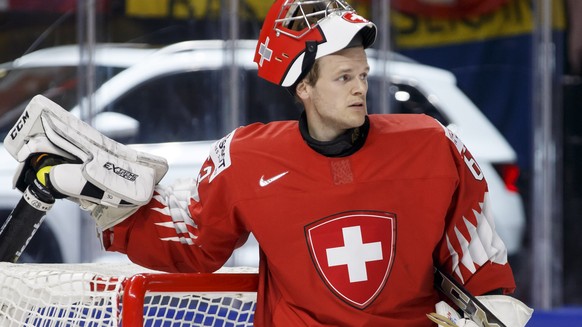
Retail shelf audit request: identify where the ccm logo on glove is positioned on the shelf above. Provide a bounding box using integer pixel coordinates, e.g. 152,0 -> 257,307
9,110 -> 30,140
103,162 -> 138,182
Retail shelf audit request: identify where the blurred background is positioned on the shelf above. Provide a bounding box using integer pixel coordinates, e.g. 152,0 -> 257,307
0,0 -> 579,320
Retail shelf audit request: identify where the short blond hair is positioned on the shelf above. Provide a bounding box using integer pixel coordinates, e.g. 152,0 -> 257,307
293,59 -> 321,104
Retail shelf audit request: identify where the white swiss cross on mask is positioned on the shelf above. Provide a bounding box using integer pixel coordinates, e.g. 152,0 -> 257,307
258,37 -> 273,66
305,211 -> 396,309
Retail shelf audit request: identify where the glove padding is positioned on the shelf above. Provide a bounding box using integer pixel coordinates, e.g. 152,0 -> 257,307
428,301 -> 478,327
429,295 -> 533,327
4,95 -> 169,229
78,198 -> 140,230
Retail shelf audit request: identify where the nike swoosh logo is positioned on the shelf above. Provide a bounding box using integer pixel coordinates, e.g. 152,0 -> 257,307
259,171 -> 289,187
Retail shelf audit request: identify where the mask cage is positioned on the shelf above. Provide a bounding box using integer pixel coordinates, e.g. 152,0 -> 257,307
274,0 -> 353,39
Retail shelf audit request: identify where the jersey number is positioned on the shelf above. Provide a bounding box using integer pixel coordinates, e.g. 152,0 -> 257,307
462,149 -> 484,181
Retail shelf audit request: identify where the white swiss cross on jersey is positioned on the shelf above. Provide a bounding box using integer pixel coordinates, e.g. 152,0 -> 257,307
305,211 -> 396,309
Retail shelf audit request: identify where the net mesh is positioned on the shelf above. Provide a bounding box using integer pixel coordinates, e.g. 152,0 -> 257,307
0,262 -> 258,327
140,292 -> 256,327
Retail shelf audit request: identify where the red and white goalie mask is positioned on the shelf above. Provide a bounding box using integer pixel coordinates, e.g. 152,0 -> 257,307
254,0 -> 377,88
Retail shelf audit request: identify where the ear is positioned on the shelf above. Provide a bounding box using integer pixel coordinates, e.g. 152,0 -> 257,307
295,80 -> 310,101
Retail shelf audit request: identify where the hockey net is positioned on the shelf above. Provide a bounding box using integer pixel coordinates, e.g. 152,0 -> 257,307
0,262 -> 259,326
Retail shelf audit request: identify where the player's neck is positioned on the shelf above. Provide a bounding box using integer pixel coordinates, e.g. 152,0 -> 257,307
298,111 -> 369,157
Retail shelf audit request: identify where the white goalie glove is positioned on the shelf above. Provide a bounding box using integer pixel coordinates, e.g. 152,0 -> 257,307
3,95 -> 168,229
428,295 -> 533,327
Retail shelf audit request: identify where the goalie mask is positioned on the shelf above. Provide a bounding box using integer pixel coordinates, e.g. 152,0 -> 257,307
254,0 -> 377,88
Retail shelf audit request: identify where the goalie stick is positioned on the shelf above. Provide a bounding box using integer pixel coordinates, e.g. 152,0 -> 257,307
0,154 -> 60,263
0,178 -> 54,262
434,267 -> 507,327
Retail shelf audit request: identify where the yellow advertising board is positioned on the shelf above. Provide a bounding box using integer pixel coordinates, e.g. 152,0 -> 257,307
126,0 -> 370,20
392,0 -> 565,48
125,0 -> 272,19
125,0 -> 564,48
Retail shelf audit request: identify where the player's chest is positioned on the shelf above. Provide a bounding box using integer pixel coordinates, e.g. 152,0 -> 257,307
238,167 -> 454,251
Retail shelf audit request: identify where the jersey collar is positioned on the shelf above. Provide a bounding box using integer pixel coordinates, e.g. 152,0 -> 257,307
298,111 -> 369,157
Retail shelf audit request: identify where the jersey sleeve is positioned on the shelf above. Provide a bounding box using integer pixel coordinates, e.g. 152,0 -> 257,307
435,125 -> 516,296
102,130 -> 249,273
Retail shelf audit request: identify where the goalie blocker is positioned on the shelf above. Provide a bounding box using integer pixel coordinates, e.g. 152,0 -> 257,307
4,95 -> 169,229
431,268 -> 533,327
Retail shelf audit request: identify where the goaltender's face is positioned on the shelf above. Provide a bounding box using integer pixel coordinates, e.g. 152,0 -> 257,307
296,46 -> 369,142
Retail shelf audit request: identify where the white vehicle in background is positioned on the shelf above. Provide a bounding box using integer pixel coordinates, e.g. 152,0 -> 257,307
0,40 -> 526,265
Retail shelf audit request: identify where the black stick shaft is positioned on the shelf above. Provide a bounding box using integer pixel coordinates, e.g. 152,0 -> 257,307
0,179 -> 55,263
434,267 -> 507,327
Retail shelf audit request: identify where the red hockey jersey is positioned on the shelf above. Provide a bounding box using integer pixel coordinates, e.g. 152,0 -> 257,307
105,114 -> 515,326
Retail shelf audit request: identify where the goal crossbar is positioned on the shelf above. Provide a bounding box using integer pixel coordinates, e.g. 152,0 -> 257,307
0,262 -> 259,327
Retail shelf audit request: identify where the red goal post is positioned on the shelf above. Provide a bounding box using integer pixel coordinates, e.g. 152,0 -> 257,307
0,262 -> 259,326
122,270 -> 259,326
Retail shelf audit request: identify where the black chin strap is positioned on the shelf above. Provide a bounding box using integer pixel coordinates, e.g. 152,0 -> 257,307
286,41 -> 319,96
302,41 -> 318,73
